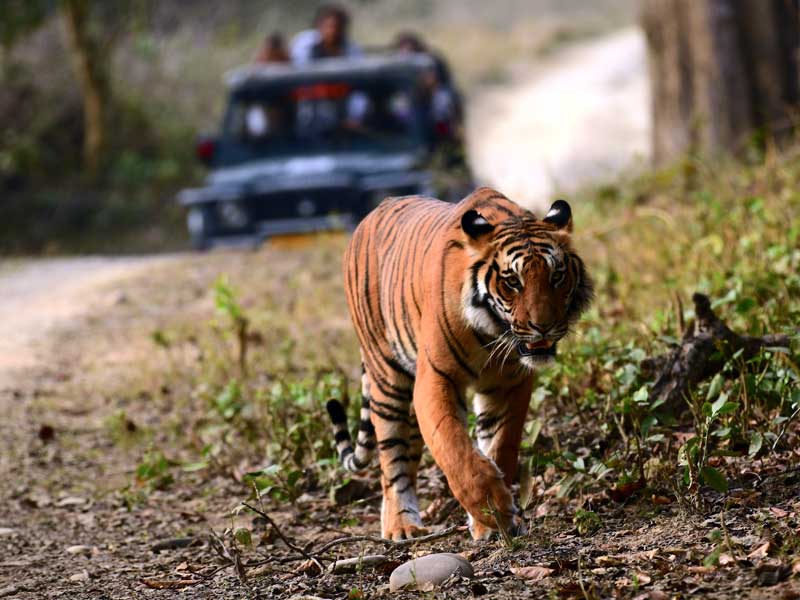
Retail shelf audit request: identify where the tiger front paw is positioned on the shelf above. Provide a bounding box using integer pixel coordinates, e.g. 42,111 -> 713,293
469,511 -> 526,540
457,456 -> 520,538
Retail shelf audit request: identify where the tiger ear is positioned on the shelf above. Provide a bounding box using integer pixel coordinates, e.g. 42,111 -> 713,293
543,199 -> 572,232
461,209 -> 494,240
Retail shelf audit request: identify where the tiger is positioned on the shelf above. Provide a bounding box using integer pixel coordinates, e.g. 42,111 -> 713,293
326,187 -> 593,540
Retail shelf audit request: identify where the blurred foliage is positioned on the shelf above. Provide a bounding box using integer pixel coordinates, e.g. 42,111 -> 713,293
0,0 -> 635,253
0,0 -> 51,51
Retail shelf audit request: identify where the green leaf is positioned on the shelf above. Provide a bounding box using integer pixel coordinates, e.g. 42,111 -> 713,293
641,415 -> 657,437
214,380 -> 242,420
735,298 -> 756,314
234,527 -> 252,547
181,461 -> 208,472
710,391 -> 730,417
710,289 -> 736,309
748,431 -> 763,458
629,348 -> 646,362
703,545 -> 722,567
706,374 -> 724,402
712,427 -> 731,439
700,466 -> 728,493
519,459 -> 534,510
556,473 -> 579,499
715,402 -> 739,417
615,364 -> 638,388
150,330 -> 171,348
527,418 -> 543,448
633,386 -> 649,404
286,470 -> 303,488
214,276 -> 244,321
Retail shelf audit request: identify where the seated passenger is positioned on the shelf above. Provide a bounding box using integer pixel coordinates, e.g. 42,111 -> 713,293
253,32 -> 290,64
393,31 -> 463,143
393,32 -> 453,88
290,4 -> 362,64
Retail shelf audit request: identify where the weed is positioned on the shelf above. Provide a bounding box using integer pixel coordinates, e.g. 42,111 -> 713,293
134,449 -> 175,491
244,464 -> 304,504
574,509 -> 602,535
214,276 -> 250,375
104,410 -> 144,447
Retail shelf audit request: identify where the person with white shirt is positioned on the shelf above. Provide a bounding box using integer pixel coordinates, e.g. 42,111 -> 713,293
290,4 -> 362,65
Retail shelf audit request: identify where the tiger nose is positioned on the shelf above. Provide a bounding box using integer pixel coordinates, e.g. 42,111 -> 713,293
530,322 -> 554,335
511,321 -> 531,333
512,322 -> 540,338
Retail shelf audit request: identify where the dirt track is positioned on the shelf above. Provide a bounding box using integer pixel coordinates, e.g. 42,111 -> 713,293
467,27 -> 649,211
0,256 -> 178,387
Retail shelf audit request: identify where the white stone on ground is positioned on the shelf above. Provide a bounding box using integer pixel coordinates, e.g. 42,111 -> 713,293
389,552 -> 474,591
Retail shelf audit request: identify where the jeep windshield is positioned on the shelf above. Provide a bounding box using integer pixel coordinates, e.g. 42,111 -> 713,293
219,77 -> 424,165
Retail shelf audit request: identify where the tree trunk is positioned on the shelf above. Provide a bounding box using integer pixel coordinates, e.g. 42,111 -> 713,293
61,0 -> 108,177
641,0 -> 800,164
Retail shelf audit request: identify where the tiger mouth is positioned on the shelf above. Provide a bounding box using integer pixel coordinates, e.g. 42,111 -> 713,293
517,339 -> 556,358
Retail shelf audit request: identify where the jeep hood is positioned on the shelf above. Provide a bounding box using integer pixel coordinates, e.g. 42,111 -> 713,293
208,152 -> 420,187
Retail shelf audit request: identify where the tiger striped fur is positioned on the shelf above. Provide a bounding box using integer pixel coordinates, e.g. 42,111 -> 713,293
328,187 -> 593,540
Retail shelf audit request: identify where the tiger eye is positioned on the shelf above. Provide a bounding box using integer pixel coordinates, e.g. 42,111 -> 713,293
503,276 -> 521,293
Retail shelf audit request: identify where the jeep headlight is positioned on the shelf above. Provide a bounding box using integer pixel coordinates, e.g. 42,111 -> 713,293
217,201 -> 248,228
187,208 -> 206,236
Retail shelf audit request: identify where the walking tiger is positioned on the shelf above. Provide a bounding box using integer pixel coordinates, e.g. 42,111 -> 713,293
327,187 -> 593,540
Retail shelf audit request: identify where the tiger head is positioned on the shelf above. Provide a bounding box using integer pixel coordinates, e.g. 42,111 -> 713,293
460,199 -> 594,368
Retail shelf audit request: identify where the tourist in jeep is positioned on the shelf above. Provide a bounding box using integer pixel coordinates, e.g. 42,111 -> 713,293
290,4 -> 362,64
393,31 -> 463,152
253,32 -> 290,64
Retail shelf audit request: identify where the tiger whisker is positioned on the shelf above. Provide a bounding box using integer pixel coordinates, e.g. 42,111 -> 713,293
486,331 -> 514,368
499,335 -> 517,372
483,332 -> 506,362
485,338 -> 504,367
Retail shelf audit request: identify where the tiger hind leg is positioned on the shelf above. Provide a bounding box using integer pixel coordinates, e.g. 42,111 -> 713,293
365,369 -> 428,541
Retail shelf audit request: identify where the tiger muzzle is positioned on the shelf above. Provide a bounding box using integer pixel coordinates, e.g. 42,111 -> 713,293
516,338 -> 557,358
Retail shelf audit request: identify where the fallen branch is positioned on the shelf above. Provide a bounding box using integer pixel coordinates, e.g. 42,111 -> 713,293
642,293 -> 792,414
314,524 -> 467,556
141,579 -> 203,590
241,502 -> 324,573
329,554 -> 389,574
150,536 -> 201,553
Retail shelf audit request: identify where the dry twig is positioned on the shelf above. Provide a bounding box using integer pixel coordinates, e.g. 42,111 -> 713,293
241,502 -> 325,573
314,524 -> 467,555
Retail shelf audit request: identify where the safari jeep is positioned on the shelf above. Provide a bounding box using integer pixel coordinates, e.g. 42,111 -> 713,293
178,54 -> 471,249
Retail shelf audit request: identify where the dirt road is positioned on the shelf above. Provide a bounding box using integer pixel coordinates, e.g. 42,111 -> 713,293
0,256 -> 178,387
467,27 -> 650,211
